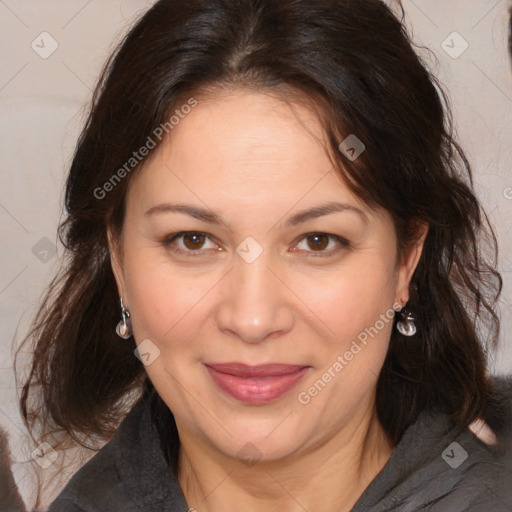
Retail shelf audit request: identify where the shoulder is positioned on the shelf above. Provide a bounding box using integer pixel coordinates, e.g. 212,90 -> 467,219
412,374 -> 512,510
353,374 -> 512,511
420,374 -> 512,511
481,374 -> 512,450
46,392 -> 188,512
46,398 -> 144,512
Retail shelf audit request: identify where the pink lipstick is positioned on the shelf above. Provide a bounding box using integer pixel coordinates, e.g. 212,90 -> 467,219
204,362 -> 310,404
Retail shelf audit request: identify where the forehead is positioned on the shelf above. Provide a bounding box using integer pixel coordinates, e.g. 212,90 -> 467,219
120,89 -> 396,244
128,90 -> 355,204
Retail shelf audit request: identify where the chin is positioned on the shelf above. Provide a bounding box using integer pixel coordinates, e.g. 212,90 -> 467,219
206,413 -> 309,462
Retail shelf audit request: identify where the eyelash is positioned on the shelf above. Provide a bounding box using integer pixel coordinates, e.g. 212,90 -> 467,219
161,231 -> 350,258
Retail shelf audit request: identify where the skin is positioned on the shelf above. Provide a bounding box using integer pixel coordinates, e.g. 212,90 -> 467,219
109,88 -> 427,512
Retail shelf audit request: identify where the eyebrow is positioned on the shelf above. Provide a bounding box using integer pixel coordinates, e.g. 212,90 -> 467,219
144,201 -> 368,226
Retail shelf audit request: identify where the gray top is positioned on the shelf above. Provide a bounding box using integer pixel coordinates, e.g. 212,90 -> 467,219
47,384 -> 512,512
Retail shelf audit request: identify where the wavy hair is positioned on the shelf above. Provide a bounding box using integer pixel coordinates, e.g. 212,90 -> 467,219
17,0 -> 503,489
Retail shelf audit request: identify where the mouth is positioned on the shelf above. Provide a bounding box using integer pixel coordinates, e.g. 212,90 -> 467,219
204,362 -> 311,404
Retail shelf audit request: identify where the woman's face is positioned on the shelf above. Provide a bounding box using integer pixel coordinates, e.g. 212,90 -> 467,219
110,89 -> 424,463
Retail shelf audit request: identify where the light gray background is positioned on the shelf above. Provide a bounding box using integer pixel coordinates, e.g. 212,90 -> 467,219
0,1 -> 511,509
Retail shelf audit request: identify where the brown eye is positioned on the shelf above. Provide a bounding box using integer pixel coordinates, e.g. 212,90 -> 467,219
182,232 -> 206,250
292,232 -> 350,257
162,231 -> 218,256
306,234 -> 329,251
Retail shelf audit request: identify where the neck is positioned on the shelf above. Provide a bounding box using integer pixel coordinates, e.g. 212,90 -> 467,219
176,402 -> 394,512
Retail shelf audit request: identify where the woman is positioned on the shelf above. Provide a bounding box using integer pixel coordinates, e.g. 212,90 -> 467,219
17,0 -> 511,510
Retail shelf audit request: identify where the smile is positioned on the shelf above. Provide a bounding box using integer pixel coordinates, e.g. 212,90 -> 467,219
204,363 -> 311,404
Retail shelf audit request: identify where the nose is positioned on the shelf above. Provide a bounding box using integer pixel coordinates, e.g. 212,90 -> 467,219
215,250 -> 294,344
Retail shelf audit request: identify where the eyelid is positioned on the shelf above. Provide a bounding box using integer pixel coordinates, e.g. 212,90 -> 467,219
291,232 -> 350,257
161,231 -> 350,257
162,231 -> 219,256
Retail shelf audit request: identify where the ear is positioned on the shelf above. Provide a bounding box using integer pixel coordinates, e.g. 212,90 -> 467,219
107,226 -> 126,299
394,223 -> 428,306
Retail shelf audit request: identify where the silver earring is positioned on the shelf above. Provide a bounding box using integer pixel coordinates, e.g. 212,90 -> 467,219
396,308 -> 416,336
116,297 -> 132,339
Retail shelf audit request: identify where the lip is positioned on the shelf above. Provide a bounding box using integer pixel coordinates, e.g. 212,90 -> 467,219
204,362 -> 311,404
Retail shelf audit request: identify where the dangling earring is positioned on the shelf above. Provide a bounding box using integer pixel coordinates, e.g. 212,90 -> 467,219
396,307 -> 417,336
116,297 -> 132,339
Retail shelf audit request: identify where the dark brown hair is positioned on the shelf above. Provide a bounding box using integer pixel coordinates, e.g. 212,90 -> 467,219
17,0 -> 503,490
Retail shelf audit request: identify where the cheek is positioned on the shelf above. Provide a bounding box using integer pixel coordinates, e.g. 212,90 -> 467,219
123,244 -> 398,345
300,258 -> 397,387
122,229 -> 398,353
300,258 -> 397,339
122,247 -> 204,345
